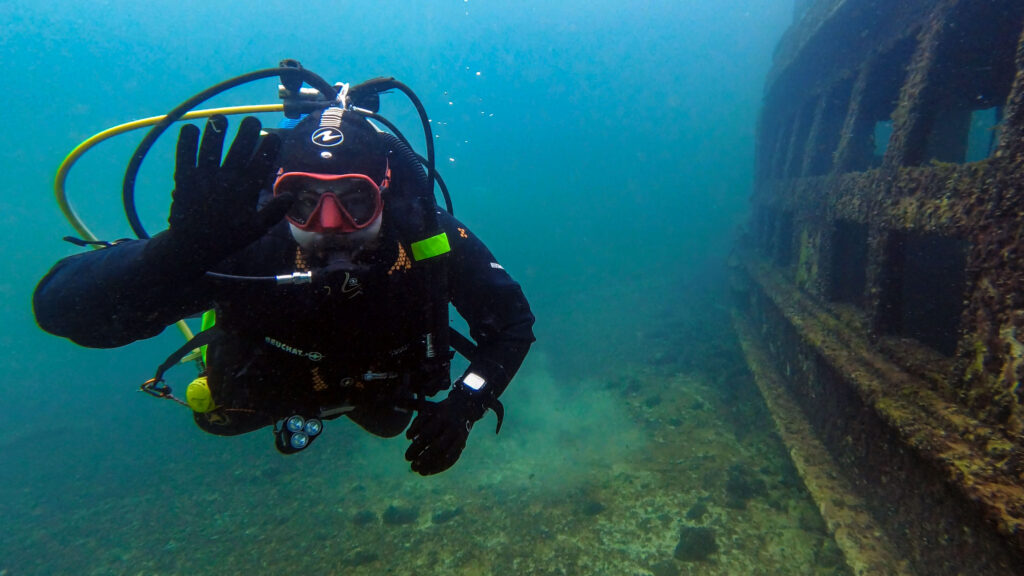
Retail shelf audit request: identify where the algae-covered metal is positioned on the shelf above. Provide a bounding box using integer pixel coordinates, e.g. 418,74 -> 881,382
736,0 -> 1024,573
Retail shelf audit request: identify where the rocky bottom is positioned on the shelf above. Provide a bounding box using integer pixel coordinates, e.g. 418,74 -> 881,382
1,348 -> 850,576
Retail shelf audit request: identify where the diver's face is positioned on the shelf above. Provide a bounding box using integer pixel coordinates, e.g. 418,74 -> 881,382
289,216 -> 382,258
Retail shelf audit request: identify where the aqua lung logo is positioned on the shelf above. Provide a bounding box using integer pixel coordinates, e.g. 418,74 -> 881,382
311,127 -> 344,147
265,337 -> 324,361
312,107 -> 347,147
341,273 -> 363,298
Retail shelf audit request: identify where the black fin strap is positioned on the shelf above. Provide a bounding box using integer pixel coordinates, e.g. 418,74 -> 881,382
153,326 -> 223,382
487,397 -> 505,434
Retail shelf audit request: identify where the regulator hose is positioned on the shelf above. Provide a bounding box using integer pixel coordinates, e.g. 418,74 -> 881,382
366,112 -> 452,215
123,65 -> 339,239
349,78 -> 439,202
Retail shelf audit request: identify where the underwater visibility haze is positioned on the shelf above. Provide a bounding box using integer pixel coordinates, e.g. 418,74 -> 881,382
0,1 -> 843,574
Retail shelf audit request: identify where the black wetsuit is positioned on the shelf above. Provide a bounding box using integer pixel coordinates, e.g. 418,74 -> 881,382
33,210 -> 535,438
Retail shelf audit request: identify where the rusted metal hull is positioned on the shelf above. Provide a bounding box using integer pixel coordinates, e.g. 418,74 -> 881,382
737,0 -> 1024,573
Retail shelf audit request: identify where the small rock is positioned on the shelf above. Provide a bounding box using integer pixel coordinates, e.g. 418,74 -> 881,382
581,499 -> 606,516
345,549 -> 378,567
674,525 -> 718,562
382,504 -> 419,525
685,501 -> 709,521
431,506 -> 463,524
725,464 -> 766,509
650,559 -> 681,576
352,509 -> 377,526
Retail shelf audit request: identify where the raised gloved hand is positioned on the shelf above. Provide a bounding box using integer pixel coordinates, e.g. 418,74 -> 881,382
147,115 -> 292,276
405,388 -> 488,476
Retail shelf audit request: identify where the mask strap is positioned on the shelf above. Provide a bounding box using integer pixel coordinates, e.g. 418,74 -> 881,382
380,159 -> 392,190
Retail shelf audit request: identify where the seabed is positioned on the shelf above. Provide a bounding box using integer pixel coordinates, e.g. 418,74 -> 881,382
1,299 -> 851,576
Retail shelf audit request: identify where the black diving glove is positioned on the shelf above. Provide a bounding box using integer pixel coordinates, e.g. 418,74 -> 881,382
145,115 -> 292,277
405,387 -> 488,476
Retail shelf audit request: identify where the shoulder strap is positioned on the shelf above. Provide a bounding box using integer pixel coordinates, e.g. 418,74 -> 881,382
152,325 -> 224,383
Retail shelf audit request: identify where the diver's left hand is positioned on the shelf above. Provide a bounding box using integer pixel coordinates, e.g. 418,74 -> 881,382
405,389 -> 486,475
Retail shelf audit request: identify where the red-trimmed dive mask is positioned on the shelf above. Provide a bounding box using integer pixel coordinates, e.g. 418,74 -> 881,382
273,165 -> 390,234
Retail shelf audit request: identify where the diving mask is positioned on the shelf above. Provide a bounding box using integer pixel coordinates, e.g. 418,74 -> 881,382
273,166 -> 390,234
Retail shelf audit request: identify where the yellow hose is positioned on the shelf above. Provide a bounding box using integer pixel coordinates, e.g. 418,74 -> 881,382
54,104 -> 286,340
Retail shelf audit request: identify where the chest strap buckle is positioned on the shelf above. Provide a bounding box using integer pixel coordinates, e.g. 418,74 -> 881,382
363,371 -> 399,381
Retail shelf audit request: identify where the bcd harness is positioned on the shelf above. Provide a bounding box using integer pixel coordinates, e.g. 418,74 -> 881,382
143,226 -> 453,402
141,224 -> 503,431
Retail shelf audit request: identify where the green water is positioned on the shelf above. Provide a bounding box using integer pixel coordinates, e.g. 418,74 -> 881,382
0,1 -> 847,574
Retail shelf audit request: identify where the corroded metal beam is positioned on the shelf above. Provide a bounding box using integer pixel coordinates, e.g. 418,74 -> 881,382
744,0 -> 1024,570
734,309 -> 914,576
735,257 -> 1024,573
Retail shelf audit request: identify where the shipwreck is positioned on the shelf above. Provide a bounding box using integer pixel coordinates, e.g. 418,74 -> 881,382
734,0 -> 1024,573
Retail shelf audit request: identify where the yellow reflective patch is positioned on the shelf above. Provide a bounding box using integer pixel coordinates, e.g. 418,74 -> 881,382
411,233 -> 451,261
200,309 -> 216,365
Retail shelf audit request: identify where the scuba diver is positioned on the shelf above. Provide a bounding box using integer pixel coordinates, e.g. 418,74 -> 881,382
32,67 -> 535,476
